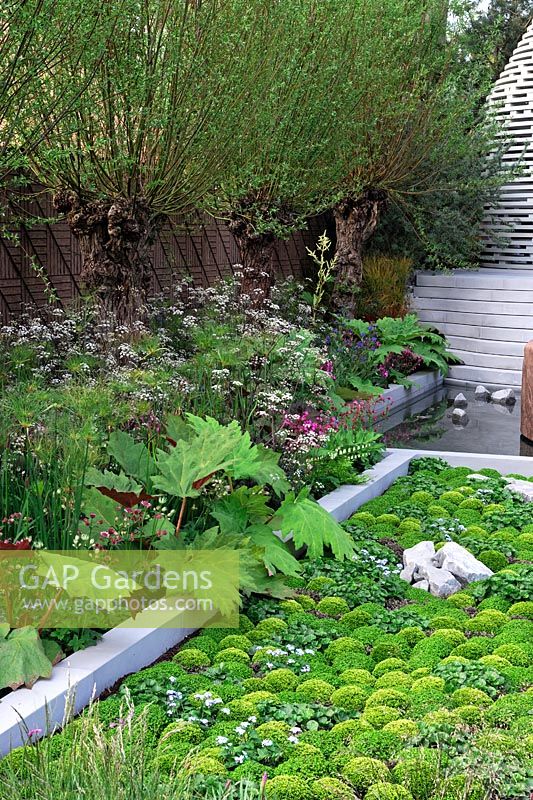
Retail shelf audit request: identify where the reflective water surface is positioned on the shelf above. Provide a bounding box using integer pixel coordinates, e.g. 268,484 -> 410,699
382,388 -> 529,456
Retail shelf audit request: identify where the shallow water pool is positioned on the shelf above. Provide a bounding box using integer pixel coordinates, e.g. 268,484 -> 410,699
382,387 -> 531,456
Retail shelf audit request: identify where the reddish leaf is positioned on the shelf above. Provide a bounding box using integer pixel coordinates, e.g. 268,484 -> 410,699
192,472 -> 216,491
97,487 -> 153,507
0,538 -> 32,550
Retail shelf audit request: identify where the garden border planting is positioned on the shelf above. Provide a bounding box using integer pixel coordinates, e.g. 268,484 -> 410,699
2,445 -> 532,756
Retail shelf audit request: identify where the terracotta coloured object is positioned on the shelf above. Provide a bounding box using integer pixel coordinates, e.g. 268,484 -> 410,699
521,341 -> 533,443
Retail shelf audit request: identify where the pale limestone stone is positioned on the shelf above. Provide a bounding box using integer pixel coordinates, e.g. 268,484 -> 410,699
400,564 -> 416,583
452,408 -> 469,424
414,563 -> 462,598
432,542 -> 493,584
403,541 -> 435,569
474,385 -> 490,400
412,579 -> 429,591
506,478 -> 533,502
491,388 -> 516,405
453,393 -> 468,408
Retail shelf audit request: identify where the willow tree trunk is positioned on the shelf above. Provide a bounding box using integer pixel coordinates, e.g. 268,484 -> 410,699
228,215 -> 276,307
331,189 -> 388,317
53,191 -> 159,327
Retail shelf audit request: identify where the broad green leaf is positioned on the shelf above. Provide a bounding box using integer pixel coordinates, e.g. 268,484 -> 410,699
107,431 -> 156,485
347,376 -> 383,396
150,544 -> 241,618
85,468 -> 144,495
142,518 -> 175,540
238,445 -> 290,496
165,414 -> 194,444
211,487 -> 272,536
36,553 -> 138,599
41,638 -> 63,665
0,623 -> 9,640
247,524 -> 302,577
240,565 -> 295,599
0,627 -> 53,690
80,487 -> 122,529
272,490 -> 355,561
152,417 -> 245,498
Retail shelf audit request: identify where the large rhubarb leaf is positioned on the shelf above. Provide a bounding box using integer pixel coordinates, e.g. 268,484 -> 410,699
231,444 -> 290,496
107,431 -> 156,485
152,418 -> 244,498
0,627 -> 53,690
35,552 -> 138,600
41,638 -> 63,666
211,487 -> 272,536
247,524 -> 301,577
80,487 -> 122,529
84,468 -> 151,507
165,414 -> 194,445
272,489 -> 355,560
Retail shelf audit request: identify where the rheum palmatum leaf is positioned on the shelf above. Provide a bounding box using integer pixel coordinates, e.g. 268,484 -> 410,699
211,487 -> 273,536
80,487 -> 122,530
35,553 -> 138,599
107,431 -> 156,485
247,524 -> 302,577
153,415 -> 252,498
186,415 -> 290,493
272,489 -> 355,561
235,445 -> 290,496
85,468 -> 144,495
0,627 -> 53,690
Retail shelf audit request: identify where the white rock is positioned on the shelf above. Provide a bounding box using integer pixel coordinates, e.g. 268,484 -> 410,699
432,542 -> 493,584
452,408 -> 469,424
491,388 -> 516,405
506,478 -> 533,502
403,540 -> 435,569
453,393 -> 468,408
467,473 -> 490,482
412,579 -> 429,591
400,564 -> 416,583
414,563 -> 462,598
474,385 -> 490,400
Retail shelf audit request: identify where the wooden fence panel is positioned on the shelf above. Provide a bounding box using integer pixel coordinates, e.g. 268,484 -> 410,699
0,188 -> 324,320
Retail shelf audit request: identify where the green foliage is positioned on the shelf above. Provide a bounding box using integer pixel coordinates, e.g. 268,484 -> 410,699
264,775 -> 311,800
342,756 -> 390,793
0,626 -> 53,691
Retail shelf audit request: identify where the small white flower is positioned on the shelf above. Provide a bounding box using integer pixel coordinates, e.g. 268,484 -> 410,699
216,736 -> 229,745
287,735 -> 299,744
221,707 -> 231,715
261,739 -> 273,747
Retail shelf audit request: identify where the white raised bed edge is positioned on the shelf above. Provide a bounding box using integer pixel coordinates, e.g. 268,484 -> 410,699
374,369 -> 443,418
2,445 -> 532,755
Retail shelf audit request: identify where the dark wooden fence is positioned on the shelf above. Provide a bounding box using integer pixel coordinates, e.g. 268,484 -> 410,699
0,188 -> 325,321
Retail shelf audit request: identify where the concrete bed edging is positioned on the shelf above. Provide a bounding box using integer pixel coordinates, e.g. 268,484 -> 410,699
374,369 -> 444,430
3,444 -> 532,754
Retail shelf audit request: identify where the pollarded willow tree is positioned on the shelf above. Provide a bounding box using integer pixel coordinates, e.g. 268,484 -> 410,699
206,0 -> 365,304
17,0 -> 281,324
0,1 -> 109,229
328,0 -> 508,314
